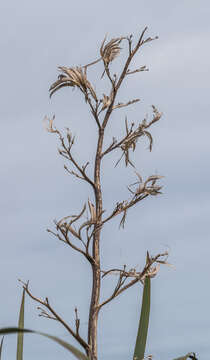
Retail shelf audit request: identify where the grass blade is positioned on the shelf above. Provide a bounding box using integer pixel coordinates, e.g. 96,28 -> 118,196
0,337 -> 4,360
17,289 -> 25,360
0,328 -> 89,360
133,276 -> 151,360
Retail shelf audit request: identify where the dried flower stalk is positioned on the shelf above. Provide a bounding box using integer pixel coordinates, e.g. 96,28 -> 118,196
24,28 -> 165,360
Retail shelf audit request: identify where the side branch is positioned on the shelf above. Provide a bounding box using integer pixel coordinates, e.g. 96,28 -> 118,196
100,28 -> 158,131
115,27 -> 158,92
101,119 -> 134,157
20,281 -> 90,354
44,117 -> 95,190
58,130 -> 95,189
47,201 -> 100,265
102,173 -> 163,228
98,252 -> 168,309
102,105 -> 162,167
47,224 -> 95,266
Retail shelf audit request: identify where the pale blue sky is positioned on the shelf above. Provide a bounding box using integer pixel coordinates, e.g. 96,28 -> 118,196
0,1 -> 210,359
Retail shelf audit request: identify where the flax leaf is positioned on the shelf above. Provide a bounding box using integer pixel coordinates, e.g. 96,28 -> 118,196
0,328 -> 89,360
133,276 -> 151,360
16,288 -> 25,360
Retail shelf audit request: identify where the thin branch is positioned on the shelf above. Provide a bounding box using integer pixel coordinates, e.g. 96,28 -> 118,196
102,194 -> 149,228
47,222 -> 95,265
101,28 -> 158,132
101,120 -> 134,157
98,252 -> 168,309
58,131 -> 96,189
126,65 -> 149,75
101,265 -> 126,278
64,165 -> 85,181
65,233 -> 91,257
19,281 -> 90,354
102,104 -> 162,166
115,27 -> 157,93
37,306 -> 57,320
83,57 -> 102,70
86,96 -> 101,129
44,117 -> 95,189
112,98 -> 140,110
102,171 -> 163,228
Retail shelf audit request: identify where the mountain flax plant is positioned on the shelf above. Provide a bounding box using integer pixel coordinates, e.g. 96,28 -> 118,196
21,27 -> 170,360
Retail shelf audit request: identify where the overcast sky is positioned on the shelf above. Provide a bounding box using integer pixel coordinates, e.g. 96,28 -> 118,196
0,1 -> 210,359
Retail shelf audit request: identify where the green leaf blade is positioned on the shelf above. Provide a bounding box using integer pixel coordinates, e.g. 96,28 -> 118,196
16,289 -> 25,360
0,328 -> 89,360
133,276 -> 151,360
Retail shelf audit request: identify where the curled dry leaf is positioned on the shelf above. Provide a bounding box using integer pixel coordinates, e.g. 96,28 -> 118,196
100,36 -> 125,66
128,172 -> 163,198
50,66 -> 97,101
115,110 -> 162,168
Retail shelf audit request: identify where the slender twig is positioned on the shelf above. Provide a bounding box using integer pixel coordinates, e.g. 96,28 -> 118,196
126,65 -> 149,75
48,225 -> 95,265
98,252 -> 167,309
19,281 -> 90,354
86,96 -> 101,129
101,123 -> 134,157
101,28 -> 157,132
101,266 -> 126,278
58,132 -> 95,189
102,194 -> 149,226
83,57 -> 102,70
37,306 -> 57,320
